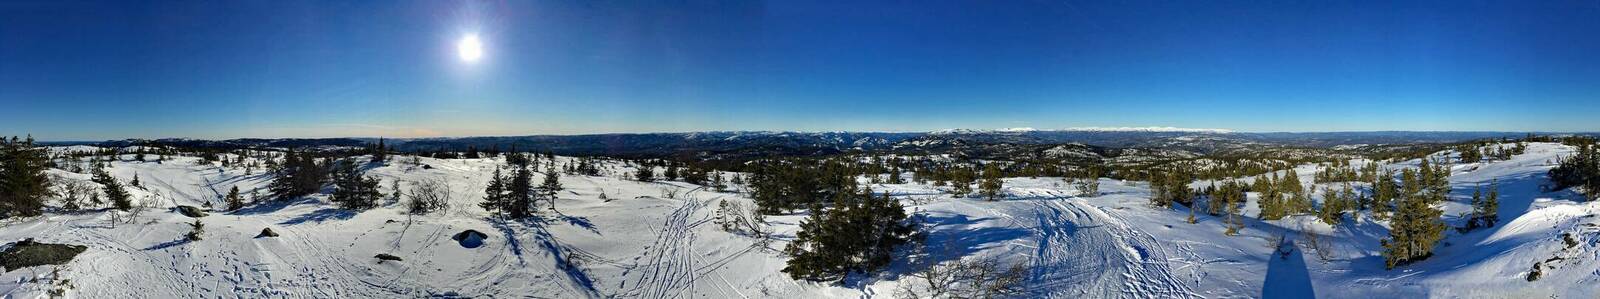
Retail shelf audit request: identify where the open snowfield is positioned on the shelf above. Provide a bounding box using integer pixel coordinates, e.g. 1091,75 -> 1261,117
1,143 -> 1596,298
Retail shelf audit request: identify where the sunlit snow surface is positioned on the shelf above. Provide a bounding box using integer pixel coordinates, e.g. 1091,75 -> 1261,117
1,143 -> 1595,298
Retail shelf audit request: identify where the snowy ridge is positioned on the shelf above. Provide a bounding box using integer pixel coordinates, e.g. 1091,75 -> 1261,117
2,143 -> 1597,297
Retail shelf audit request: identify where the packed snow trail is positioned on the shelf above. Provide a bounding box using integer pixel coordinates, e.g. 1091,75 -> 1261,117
1018,198 -> 1200,299
937,195 -> 1200,299
620,196 -> 711,299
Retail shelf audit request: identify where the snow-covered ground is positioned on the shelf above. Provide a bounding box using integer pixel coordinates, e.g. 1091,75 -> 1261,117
1,143 -> 1596,298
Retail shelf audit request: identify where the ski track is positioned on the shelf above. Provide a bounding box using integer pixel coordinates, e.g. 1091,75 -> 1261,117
1013,198 -> 1199,299
621,196 -> 710,299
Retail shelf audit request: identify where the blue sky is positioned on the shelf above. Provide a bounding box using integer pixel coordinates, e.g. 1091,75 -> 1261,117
3,1 -> 1599,140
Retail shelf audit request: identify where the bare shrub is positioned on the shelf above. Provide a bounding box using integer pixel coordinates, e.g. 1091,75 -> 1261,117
53,175 -> 94,211
715,200 -> 767,237
406,179 -> 451,215
896,250 -> 1028,299
1300,230 -> 1333,263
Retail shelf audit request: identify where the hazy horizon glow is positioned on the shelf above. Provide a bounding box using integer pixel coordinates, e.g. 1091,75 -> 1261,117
4,1 -> 1600,141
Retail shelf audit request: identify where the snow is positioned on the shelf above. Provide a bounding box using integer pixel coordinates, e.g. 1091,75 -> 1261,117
2,143 -> 1596,297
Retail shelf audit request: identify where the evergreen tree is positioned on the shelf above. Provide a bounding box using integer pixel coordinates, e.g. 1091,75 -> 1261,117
1317,185 -> 1353,226
1550,143 -> 1600,201
0,136 -> 52,218
1280,169 -> 1310,214
480,167 -> 508,215
130,173 -> 141,188
634,165 -> 655,182
1150,170 -> 1171,208
538,164 -> 563,211
1075,168 -> 1101,197
979,164 -> 1003,201
1383,176 -> 1448,269
782,189 -> 917,281
949,166 -> 975,197
268,151 -> 328,201
329,159 -> 382,210
1372,169 -> 1398,219
664,163 -> 680,181
92,165 -> 132,211
225,186 -> 243,211
506,166 -> 534,218
1471,181 -> 1500,228
370,138 -> 388,165
1255,174 -> 1286,220
1458,145 -> 1482,163
1214,180 -> 1246,235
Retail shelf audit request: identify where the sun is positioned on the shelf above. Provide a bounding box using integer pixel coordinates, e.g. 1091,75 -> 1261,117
457,34 -> 483,63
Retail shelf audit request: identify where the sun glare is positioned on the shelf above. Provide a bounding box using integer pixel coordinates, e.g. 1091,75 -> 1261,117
458,34 -> 483,63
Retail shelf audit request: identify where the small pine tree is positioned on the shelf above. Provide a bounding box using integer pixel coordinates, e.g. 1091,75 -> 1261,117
225,186 -> 243,211
782,189 -> 917,281
1075,168 -> 1101,198
634,165 -> 655,182
0,136 -> 53,218
370,138 -> 388,165
186,219 -> 204,241
506,166 -> 534,218
538,164 -> 563,211
92,165 -> 132,211
949,167 -> 974,197
1219,180 -> 1246,235
480,167 -> 508,215
664,163 -> 680,181
1371,169 -> 1397,219
130,173 -> 141,188
1382,185 -> 1447,269
979,164 -> 1003,201
329,160 -> 381,210
1472,181 -> 1500,228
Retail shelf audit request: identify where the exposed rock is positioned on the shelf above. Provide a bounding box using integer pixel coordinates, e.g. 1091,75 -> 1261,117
1,238 -> 87,272
374,253 -> 403,263
256,228 -> 279,238
176,205 -> 208,218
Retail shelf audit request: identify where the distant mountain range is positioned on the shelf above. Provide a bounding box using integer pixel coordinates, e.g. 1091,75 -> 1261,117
51,130 -> 1593,160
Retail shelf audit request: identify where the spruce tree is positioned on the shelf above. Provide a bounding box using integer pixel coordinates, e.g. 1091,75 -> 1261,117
92,165 -> 132,211
225,186 -> 243,211
1383,174 -> 1447,269
664,163 -> 680,181
634,165 -> 655,182
506,166 -> 533,218
1472,181 -> 1500,228
329,159 -> 381,210
949,166 -> 974,197
979,164 -> 1003,201
1219,180 -> 1246,235
370,138 -> 387,165
0,136 -> 52,218
480,167 -> 508,215
538,164 -> 563,211
782,189 -> 916,281
1150,170 -> 1171,208
268,151 -> 327,201
887,167 -> 904,184
1372,169 -> 1397,219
